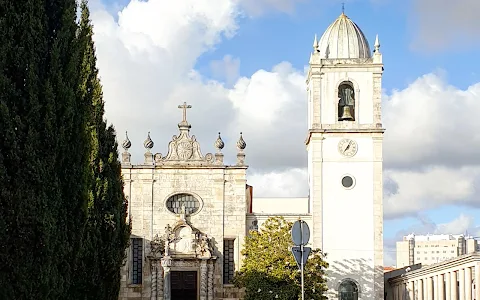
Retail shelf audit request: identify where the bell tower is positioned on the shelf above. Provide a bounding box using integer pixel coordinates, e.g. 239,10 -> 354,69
306,12 -> 385,300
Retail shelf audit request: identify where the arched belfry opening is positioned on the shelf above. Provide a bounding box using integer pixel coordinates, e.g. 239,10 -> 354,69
338,81 -> 355,121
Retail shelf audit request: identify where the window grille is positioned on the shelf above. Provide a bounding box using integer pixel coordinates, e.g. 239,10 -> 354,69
223,239 -> 235,284
131,238 -> 143,284
166,193 -> 200,215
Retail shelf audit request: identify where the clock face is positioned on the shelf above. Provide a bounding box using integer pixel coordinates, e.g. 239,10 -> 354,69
338,138 -> 358,157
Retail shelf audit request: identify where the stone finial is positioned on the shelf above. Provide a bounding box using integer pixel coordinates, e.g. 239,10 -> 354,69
122,131 -> 131,151
236,132 -> 246,151
144,132 -> 154,150
122,131 -> 132,164
143,132 -> 154,165
374,34 -> 380,53
313,34 -> 319,52
236,132 -> 246,166
214,132 -> 224,152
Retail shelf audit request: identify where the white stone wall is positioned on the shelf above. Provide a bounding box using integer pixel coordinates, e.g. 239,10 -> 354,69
119,164 -> 248,300
251,197 -> 309,214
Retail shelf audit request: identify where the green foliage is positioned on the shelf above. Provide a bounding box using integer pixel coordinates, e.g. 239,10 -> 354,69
0,0 -> 129,298
234,217 -> 329,300
69,1 -> 131,299
0,0 -> 90,298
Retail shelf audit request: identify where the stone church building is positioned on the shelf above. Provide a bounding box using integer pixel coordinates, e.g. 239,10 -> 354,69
118,12 -> 385,300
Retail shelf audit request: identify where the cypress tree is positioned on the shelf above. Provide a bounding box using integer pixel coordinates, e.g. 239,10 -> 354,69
71,1 -> 131,298
0,0 -> 89,298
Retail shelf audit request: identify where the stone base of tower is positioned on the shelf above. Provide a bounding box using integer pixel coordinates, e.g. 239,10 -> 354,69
325,259 -> 384,300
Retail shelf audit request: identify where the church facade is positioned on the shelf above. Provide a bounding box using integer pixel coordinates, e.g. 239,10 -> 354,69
118,12 -> 385,300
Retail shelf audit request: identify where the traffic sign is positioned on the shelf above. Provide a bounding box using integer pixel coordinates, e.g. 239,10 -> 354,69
291,220 -> 310,246
291,246 -> 311,270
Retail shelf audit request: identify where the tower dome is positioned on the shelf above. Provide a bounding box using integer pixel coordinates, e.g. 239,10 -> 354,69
317,13 -> 371,59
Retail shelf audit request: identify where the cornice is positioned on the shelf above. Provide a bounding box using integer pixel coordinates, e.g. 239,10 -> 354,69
305,128 -> 386,145
390,253 -> 480,283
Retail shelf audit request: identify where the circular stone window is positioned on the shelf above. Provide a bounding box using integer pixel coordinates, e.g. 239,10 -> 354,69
166,193 -> 201,215
341,175 -> 355,189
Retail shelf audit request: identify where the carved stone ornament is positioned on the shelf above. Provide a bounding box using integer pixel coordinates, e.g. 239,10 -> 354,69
151,221 -> 214,260
149,234 -> 165,259
154,102 -> 216,166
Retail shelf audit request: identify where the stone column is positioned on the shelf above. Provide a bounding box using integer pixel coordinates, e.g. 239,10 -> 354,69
445,272 -> 451,300
459,268 -> 465,300
207,260 -> 214,300
465,266 -> 472,300
450,271 -> 457,300
475,264 -> 480,300
426,276 -> 433,300
438,273 -> 444,300
158,264 -> 164,300
162,257 -> 172,300
151,261 -> 158,300
408,281 -> 414,300
417,279 -> 424,300
200,259 -> 208,300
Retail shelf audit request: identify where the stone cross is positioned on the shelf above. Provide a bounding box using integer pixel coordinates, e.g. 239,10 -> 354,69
178,102 -> 192,122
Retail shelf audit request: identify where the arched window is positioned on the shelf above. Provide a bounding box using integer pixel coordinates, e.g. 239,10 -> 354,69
166,193 -> 201,215
338,81 -> 355,121
338,279 -> 359,300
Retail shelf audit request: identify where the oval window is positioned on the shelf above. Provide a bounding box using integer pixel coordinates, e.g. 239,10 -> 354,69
166,193 -> 201,215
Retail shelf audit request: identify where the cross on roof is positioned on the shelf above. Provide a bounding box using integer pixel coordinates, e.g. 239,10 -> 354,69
178,102 -> 192,122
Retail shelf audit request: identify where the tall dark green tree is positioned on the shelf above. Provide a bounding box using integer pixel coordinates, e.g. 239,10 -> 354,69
0,0 -> 90,298
70,1 -> 131,299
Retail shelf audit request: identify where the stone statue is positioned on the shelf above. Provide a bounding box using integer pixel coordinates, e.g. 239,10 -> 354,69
338,84 -> 355,107
196,234 -> 213,258
179,204 -> 187,221
164,224 -> 174,256
150,234 -> 165,258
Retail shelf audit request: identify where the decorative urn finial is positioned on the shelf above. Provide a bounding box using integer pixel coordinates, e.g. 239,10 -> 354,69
236,132 -> 246,151
122,131 -> 131,151
144,132 -> 154,150
214,132 -> 225,152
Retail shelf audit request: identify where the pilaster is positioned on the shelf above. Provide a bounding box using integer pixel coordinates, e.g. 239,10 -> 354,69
162,257 -> 171,300
465,266 -> 472,300
207,260 -> 214,300
200,260 -> 208,300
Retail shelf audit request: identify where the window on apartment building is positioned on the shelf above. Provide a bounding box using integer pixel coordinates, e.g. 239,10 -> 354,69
417,251 -> 420,254
223,239 -> 235,284
131,238 -> 143,285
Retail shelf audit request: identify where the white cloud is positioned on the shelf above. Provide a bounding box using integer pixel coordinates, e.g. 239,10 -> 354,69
382,73 -> 480,218
210,55 -> 241,86
247,168 -> 308,197
409,0 -> 480,51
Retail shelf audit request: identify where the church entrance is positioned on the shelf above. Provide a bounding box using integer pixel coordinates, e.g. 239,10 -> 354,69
171,271 -> 198,300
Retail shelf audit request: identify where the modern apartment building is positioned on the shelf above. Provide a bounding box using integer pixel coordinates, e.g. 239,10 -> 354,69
396,234 -> 479,268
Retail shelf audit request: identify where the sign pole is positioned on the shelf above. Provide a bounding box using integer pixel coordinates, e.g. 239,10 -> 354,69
291,219 -> 310,300
301,242 -> 304,300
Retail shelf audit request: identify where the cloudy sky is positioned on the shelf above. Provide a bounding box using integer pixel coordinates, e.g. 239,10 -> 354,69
88,0 -> 480,266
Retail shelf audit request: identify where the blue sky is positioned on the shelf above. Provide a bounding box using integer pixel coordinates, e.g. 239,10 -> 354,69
94,0 -> 480,266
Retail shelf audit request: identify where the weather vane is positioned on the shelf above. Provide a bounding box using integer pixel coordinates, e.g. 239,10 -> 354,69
342,2 -> 345,14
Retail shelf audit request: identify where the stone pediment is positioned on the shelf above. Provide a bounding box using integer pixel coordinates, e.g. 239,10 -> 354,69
153,102 -> 216,166
154,128 -> 215,166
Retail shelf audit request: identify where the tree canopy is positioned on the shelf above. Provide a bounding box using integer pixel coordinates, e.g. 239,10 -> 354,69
0,0 -> 130,298
234,217 -> 329,300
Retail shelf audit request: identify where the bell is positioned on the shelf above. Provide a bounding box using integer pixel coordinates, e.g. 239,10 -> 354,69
339,106 -> 354,121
